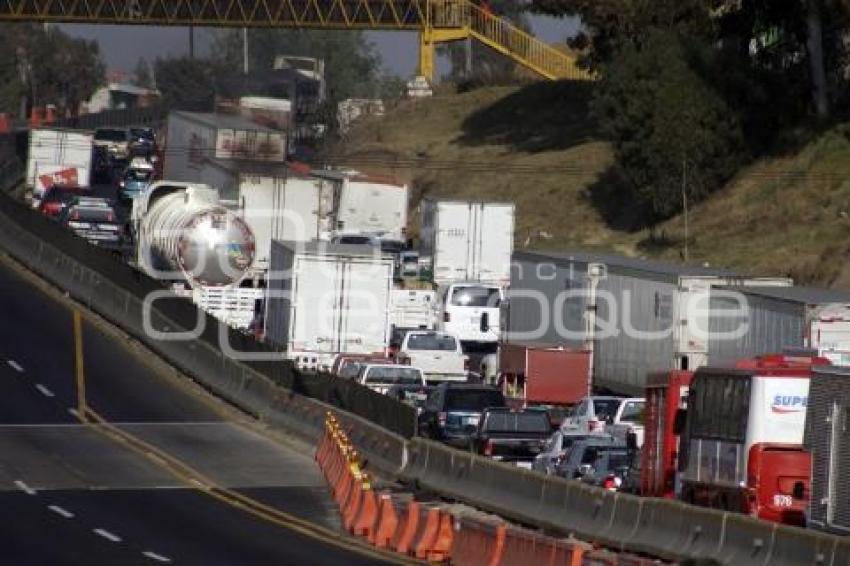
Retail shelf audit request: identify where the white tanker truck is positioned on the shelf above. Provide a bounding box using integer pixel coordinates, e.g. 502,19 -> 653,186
132,181 -> 256,287
131,182 -> 262,329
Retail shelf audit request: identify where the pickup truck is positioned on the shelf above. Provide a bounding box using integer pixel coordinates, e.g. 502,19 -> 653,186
469,408 -> 552,468
560,396 -> 646,447
396,330 -> 468,384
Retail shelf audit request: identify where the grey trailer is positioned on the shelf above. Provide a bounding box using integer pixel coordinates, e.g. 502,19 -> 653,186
708,286 -> 850,366
507,250 -> 790,396
804,364 -> 850,533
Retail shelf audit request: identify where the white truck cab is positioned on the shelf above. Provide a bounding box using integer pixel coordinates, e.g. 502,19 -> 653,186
397,331 -> 469,384
435,282 -> 503,345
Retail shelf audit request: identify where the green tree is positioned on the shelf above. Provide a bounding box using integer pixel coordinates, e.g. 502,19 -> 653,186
0,23 -> 105,116
133,58 -> 154,89
592,29 -> 747,218
153,56 -> 220,111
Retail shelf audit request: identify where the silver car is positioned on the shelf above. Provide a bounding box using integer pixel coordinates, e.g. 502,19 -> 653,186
555,435 -> 622,479
533,431 -> 605,476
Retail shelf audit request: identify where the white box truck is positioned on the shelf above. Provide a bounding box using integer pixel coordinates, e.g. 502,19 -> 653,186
265,241 -> 394,370
197,160 -> 334,275
419,200 -> 514,286
27,128 -> 93,202
164,111 -> 286,183
313,169 -> 408,243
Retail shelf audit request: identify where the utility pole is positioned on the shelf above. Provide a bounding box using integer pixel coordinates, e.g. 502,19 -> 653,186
243,28 -> 249,74
682,156 -> 689,262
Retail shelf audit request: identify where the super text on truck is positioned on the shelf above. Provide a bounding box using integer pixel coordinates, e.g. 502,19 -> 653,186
677,354 -> 829,526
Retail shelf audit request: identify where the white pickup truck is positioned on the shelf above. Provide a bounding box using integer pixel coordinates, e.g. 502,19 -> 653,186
396,331 -> 468,384
560,396 -> 646,447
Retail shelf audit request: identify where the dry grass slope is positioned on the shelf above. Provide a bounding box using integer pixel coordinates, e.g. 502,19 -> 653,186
335,83 -> 850,288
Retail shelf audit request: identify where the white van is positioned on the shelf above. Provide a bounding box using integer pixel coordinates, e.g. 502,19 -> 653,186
435,282 -> 503,344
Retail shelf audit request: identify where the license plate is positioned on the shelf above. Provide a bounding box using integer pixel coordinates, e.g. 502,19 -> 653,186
773,494 -> 793,508
516,461 -> 532,470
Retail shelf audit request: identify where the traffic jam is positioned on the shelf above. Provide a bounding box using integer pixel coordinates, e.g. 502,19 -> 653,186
21,105 -> 850,535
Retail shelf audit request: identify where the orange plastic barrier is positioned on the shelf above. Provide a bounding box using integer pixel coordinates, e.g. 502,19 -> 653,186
392,501 -> 422,555
449,517 -> 506,566
369,493 -> 400,548
352,483 -> 379,537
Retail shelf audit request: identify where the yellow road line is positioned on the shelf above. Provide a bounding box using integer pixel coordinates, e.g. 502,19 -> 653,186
70,310 -> 417,565
73,310 -> 87,421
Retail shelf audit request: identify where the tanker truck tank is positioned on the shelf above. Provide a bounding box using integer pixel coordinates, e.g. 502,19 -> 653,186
136,182 -> 255,287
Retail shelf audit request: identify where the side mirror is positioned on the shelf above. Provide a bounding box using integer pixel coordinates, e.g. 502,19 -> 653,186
480,312 -> 490,333
673,408 -> 688,435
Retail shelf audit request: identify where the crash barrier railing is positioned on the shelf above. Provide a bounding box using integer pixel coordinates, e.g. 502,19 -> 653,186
51,103 -> 174,131
401,438 -> 850,565
0,168 -> 413,475
316,412 -> 591,564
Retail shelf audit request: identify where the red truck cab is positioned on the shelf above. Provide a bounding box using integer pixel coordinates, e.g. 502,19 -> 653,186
677,354 -> 828,525
641,370 -> 693,498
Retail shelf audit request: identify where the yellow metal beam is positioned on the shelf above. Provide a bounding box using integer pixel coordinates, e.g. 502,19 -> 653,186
418,27 -> 470,81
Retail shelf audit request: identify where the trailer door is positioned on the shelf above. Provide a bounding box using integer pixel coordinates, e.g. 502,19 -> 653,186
339,257 -> 392,355
675,277 -> 714,370
291,255 -> 341,355
475,203 -> 514,285
434,202 -> 472,284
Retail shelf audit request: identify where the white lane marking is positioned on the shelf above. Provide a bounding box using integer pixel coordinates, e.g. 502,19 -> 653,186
14,480 -> 36,496
142,551 -> 172,563
67,408 -> 81,419
47,505 -> 74,519
93,528 -> 122,543
35,384 -> 55,398
7,360 -> 24,373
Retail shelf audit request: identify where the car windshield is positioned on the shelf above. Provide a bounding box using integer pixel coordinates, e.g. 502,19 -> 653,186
406,333 -> 457,351
337,235 -> 374,245
338,362 -> 364,379
619,400 -> 645,424
364,367 -> 422,385
380,240 -> 404,254
69,207 -> 116,222
130,128 -> 153,140
445,389 -> 505,412
483,411 -> 549,433
594,399 -> 623,421
95,129 -> 127,142
126,169 -> 152,182
450,286 -> 501,308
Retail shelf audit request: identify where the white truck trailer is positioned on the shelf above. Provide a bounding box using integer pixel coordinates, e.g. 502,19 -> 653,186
312,169 -> 409,244
197,159 -> 334,276
265,241 -> 394,370
27,128 -> 93,202
419,200 -> 514,287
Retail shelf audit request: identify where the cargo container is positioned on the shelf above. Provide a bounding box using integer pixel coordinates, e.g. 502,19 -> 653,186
678,354 -> 827,526
640,370 -> 693,498
499,343 -> 590,405
163,111 -> 286,183
26,128 -> 93,201
312,169 -> 408,243
708,285 -> 850,366
804,364 -> 850,533
420,200 -> 514,287
506,250 -> 792,396
197,159 -> 334,274
265,241 -> 394,371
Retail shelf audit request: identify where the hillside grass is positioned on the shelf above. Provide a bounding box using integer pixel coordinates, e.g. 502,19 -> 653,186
334,82 -> 850,287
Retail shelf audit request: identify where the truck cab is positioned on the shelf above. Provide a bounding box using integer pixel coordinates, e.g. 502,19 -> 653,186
677,354 -> 829,525
397,330 -> 468,384
435,282 -> 503,345
641,370 -> 693,498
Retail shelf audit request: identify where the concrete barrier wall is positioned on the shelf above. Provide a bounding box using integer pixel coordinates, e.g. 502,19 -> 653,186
402,438 -> 847,565
0,190 -> 408,477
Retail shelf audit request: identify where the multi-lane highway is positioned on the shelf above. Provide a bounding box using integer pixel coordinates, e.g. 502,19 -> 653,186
0,257 -> 397,565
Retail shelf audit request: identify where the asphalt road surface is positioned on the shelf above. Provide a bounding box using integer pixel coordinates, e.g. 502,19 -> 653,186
0,259 -> 394,565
